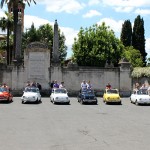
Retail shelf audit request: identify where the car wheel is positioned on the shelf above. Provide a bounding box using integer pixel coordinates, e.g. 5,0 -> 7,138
118,101 -> 122,105
80,99 -> 84,105
135,100 -> 139,106
36,98 -> 39,103
53,99 -> 56,104
22,100 -> 24,104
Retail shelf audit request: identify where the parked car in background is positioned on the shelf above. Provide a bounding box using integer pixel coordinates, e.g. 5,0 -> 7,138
103,88 -> 121,104
0,87 -> 13,103
130,89 -> 150,105
77,89 -> 97,104
50,88 -> 70,104
21,87 -> 41,104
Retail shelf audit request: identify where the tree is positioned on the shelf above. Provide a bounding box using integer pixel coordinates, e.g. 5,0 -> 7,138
0,0 -> 36,60
0,11 -> 13,64
120,20 -> 132,47
72,23 -> 124,67
132,15 -> 146,66
122,46 -> 143,67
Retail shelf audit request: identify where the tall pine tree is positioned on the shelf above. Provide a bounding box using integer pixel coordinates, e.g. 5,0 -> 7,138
120,20 -> 132,47
132,15 -> 146,66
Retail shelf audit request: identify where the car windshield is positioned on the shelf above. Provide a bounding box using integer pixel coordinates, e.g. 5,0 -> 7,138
137,89 -> 148,95
55,89 -> 67,94
81,89 -> 94,94
0,87 -> 9,92
24,87 -> 38,93
107,89 -> 118,94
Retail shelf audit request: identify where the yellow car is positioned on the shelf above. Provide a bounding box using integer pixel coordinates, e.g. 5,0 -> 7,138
103,88 -> 121,104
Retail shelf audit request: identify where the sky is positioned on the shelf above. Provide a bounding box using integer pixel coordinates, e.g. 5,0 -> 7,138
0,0 -> 150,59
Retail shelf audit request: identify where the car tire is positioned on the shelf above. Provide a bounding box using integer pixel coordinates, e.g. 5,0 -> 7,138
81,99 -> 84,105
135,100 -> 139,106
53,99 -> 56,104
36,98 -> 39,103
22,100 -> 24,104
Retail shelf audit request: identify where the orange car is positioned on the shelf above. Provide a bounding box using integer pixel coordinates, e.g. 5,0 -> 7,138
0,87 -> 13,102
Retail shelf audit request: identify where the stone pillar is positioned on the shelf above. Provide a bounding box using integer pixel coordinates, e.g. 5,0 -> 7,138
50,20 -> 62,83
119,58 -> 132,96
52,20 -> 60,64
15,19 -> 22,60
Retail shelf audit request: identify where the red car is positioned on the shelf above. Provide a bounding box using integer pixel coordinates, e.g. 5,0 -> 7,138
0,87 -> 13,102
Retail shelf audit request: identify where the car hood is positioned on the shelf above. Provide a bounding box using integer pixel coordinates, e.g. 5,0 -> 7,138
82,93 -> 95,98
105,94 -> 120,98
53,93 -> 68,97
136,95 -> 150,99
0,91 -> 9,96
23,92 -> 38,97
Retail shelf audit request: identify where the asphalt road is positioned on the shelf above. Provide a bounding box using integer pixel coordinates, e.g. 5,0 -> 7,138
0,97 -> 150,150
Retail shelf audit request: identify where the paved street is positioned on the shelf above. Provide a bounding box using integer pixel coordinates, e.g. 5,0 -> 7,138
0,97 -> 150,150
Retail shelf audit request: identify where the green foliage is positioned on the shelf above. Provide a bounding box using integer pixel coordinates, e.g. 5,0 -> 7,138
131,67 -> 150,78
122,46 -> 143,67
72,23 -> 124,67
120,20 -> 132,47
132,15 -> 146,66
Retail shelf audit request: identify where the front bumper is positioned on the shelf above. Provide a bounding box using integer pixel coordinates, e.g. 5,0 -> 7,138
105,99 -> 121,103
21,97 -> 37,102
82,99 -> 97,103
54,98 -> 70,103
137,100 -> 150,104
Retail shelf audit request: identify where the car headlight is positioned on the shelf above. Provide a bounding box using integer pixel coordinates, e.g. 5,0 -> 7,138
55,97 -> 58,99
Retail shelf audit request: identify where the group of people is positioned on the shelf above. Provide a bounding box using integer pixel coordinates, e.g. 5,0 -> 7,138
25,81 -> 42,91
134,82 -> 150,91
81,80 -> 92,90
50,80 -> 65,89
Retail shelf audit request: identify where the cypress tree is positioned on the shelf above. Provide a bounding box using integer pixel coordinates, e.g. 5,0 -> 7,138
132,15 -> 146,66
120,20 -> 132,47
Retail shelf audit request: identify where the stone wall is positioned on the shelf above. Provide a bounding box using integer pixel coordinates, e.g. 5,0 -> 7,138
0,43 -> 132,97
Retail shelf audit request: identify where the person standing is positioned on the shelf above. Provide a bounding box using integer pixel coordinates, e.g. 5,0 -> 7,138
87,80 -> 92,89
81,80 -> 87,90
53,80 -> 59,88
106,83 -> 111,89
59,81 -> 65,88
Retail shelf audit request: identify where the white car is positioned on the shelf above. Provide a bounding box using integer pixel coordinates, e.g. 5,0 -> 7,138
130,89 -> 150,105
21,87 -> 42,104
50,88 -> 70,104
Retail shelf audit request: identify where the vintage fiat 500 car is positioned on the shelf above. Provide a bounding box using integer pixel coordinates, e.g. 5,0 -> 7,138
130,89 -> 150,105
77,89 -> 97,104
50,88 -> 70,104
0,87 -> 13,103
103,88 -> 121,104
21,87 -> 41,104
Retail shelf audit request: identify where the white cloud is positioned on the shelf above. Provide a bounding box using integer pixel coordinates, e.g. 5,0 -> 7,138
102,0 -> 150,7
83,10 -> 102,18
0,10 -> 5,18
102,0 -> 150,13
97,18 -> 124,35
88,0 -> 101,6
134,8 -> 150,15
36,0 -> 85,14
24,15 -> 53,30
